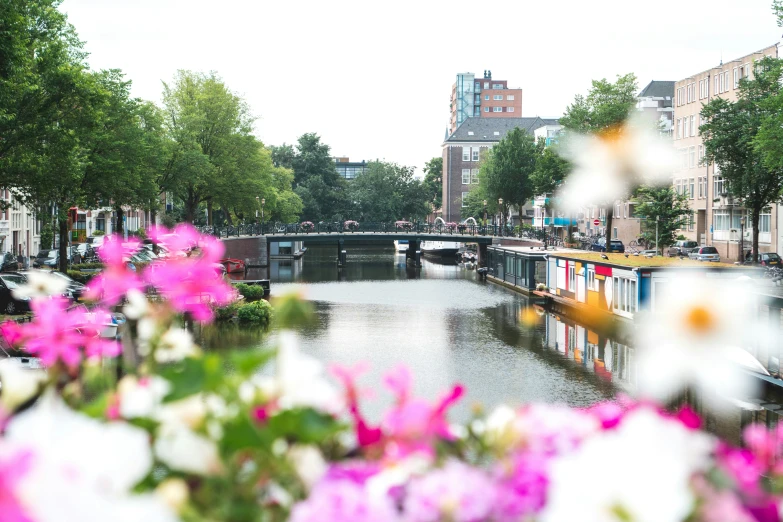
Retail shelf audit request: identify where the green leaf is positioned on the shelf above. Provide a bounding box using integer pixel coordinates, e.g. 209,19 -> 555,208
80,392 -> 111,419
221,413 -> 273,452
267,408 -> 342,444
229,349 -> 275,378
159,357 -> 207,402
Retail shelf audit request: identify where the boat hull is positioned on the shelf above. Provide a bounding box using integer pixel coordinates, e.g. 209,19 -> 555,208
220,258 -> 246,274
420,241 -> 461,258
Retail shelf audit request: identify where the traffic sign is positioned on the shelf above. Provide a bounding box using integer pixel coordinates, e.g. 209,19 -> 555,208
593,219 -> 600,226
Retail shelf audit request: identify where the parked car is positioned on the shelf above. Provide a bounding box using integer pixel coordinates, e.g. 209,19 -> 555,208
0,253 -> 21,272
668,240 -> 699,257
689,246 -> 721,262
590,238 -> 625,253
20,269 -> 86,302
0,273 -> 31,314
759,252 -> 782,267
33,249 -> 58,268
72,243 -> 99,263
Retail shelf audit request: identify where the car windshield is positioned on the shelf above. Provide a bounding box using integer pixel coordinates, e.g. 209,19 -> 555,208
765,253 -> 781,260
684,241 -> 697,247
701,247 -> 718,254
48,271 -> 73,282
37,250 -> 56,259
0,275 -> 27,289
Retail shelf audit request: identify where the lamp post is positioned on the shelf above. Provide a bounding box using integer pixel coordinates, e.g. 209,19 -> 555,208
255,196 -> 259,223
740,216 -> 746,263
261,198 -> 265,234
655,215 -> 659,256
498,198 -> 503,237
483,200 -> 487,232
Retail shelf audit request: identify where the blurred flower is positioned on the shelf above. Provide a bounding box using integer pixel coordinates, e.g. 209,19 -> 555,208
0,360 -> 44,411
636,276 -> 763,410
491,452 -> 549,521
4,392 -> 176,522
403,460 -> 496,522
154,328 -> 198,364
541,407 -> 714,522
11,270 -> 68,300
557,114 -> 677,212
123,289 -> 149,320
84,235 -> 144,305
0,447 -> 33,522
117,375 -> 170,419
154,422 -> 222,476
287,445 -> 327,491
155,478 -> 189,514
289,477 -> 399,522
2,299 -> 119,368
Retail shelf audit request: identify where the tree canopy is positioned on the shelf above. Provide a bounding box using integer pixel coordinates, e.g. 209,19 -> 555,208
422,156 -> 443,211
633,186 -> 693,250
348,161 -> 430,222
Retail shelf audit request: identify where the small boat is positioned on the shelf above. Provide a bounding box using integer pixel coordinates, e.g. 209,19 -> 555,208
220,258 -> 246,274
394,240 -> 409,253
421,241 -> 461,257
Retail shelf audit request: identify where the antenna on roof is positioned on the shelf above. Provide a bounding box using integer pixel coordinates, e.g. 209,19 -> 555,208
720,51 -> 723,66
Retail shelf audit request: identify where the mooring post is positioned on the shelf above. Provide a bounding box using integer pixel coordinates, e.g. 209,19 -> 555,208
337,239 -> 345,268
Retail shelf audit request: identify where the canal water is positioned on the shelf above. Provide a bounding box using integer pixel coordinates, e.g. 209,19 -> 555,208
202,245 -> 783,443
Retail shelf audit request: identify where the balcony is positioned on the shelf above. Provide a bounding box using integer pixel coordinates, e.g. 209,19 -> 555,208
542,217 -> 578,227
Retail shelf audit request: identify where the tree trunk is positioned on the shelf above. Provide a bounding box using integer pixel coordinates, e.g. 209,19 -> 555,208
150,208 -> 157,228
752,208 -> 760,266
604,204 -> 614,249
58,217 -> 68,273
115,207 -> 124,237
207,199 -> 213,226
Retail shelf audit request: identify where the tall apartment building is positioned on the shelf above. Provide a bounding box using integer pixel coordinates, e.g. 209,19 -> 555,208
449,71 -> 523,135
441,117 -> 558,223
332,157 -> 368,181
672,43 -> 779,260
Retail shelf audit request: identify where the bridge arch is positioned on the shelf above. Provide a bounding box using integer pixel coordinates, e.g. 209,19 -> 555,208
434,217 -> 446,225
462,217 -> 477,226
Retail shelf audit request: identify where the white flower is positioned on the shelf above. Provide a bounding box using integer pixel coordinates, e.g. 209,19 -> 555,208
274,331 -> 342,413
287,445 -> 327,491
636,276 -> 764,410
157,394 -> 207,429
155,328 -> 198,364
4,391 -> 177,522
557,113 -> 677,212
0,359 -> 45,410
12,270 -> 69,300
123,289 -> 150,320
541,408 -> 714,522
154,423 -> 222,475
118,375 -> 171,419
155,478 -> 189,513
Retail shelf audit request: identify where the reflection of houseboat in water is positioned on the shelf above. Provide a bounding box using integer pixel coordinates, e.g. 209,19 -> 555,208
394,240 -> 409,253
420,241 -> 461,258
269,241 -> 306,259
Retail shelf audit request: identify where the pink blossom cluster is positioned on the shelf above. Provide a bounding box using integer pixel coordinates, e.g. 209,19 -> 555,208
290,367 -> 783,522
85,224 -> 235,321
1,299 -> 119,369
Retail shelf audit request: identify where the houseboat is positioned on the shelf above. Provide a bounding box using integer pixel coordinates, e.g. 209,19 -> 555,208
394,240 -> 409,253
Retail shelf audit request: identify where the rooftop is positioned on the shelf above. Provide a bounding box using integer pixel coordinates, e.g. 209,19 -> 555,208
445,117 -> 559,143
638,80 -> 675,99
549,251 -> 745,269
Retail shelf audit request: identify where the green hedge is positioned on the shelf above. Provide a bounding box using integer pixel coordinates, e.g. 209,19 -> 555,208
215,302 -> 240,322
71,262 -> 104,271
234,283 -> 265,302
66,270 -> 94,284
236,300 -> 273,326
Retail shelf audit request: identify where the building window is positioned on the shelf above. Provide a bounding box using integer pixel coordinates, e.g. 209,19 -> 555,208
714,176 -> 725,196
760,208 -> 772,234
492,107 -> 502,112
733,68 -> 739,89
676,119 -> 682,139
698,144 -> 704,163
697,177 -> 704,198
475,82 -> 481,91
587,267 -> 596,291
472,148 -> 479,161
681,148 -> 689,169
506,95 -> 515,100
462,192 -> 469,207
690,115 -> 696,136
484,82 -> 489,89
743,63 -> 751,79
689,147 -> 696,168
713,209 -> 729,232
683,117 -> 689,137
484,95 -> 489,100
484,107 -> 489,112
492,83 -> 503,89
507,107 -> 514,113
689,178 -> 695,199
462,169 -> 471,184
493,94 -> 503,100
688,215 -> 695,231
462,149 -> 470,161
613,227 -> 618,239
701,177 -> 707,198
471,169 -> 479,184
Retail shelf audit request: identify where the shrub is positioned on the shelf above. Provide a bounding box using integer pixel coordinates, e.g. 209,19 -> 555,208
215,301 -> 240,322
92,230 -> 105,236
236,300 -> 273,326
71,262 -> 104,271
66,270 -> 94,284
235,283 -> 265,302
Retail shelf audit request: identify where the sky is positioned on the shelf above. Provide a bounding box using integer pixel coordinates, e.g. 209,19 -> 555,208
61,0 -> 781,176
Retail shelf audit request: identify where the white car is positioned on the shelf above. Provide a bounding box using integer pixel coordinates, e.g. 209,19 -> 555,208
689,246 -> 721,262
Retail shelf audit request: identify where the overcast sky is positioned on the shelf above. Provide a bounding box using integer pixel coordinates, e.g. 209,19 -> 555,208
62,0 -> 781,175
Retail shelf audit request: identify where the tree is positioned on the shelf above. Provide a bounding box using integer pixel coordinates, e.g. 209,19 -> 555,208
478,128 -> 540,228
633,186 -> 693,251
422,156 -> 443,210
706,56 -> 783,262
531,145 -> 571,196
348,162 -> 430,222
560,73 -> 638,247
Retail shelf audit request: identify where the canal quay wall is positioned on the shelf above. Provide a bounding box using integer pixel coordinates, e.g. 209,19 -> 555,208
221,237 -> 268,267
486,246 -> 783,387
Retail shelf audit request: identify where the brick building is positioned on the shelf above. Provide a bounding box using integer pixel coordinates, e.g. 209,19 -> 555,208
441,117 -> 558,223
450,71 -> 523,134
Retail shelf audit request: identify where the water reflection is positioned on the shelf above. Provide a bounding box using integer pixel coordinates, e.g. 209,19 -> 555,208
206,245 -> 783,440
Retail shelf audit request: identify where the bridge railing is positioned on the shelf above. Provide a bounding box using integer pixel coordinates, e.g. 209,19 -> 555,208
197,222 -> 554,239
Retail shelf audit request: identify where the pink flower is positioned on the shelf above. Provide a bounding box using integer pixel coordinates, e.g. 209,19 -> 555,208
2,299 -> 119,368
716,443 -> 765,497
743,424 -> 783,472
147,224 -> 203,255
403,460 -> 496,522
289,478 -> 399,522
491,452 -> 549,521
96,235 -> 140,267
331,363 -> 383,448
84,235 -> 144,305
0,449 -> 34,522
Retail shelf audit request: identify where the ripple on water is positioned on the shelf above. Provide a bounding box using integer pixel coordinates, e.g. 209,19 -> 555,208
270,280 -> 517,310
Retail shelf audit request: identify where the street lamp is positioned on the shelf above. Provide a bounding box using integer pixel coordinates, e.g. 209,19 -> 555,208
255,196 -> 259,223
740,216 -> 746,263
483,200 -> 487,231
655,215 -> 659,256
498,198 -> 503,237
261,198 -> 266,234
